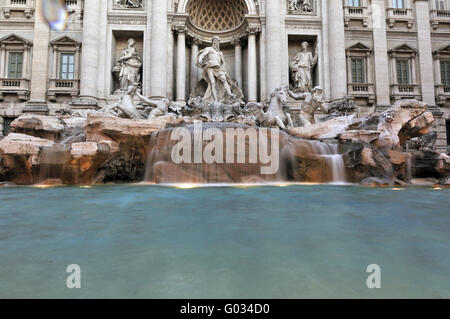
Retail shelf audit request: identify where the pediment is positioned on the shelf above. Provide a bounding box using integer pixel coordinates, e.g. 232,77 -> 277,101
0,34 -> 32,45
50,36 -> 80,47
389,44 -> 417,53
434,45 -> 450,55
347,42 -> 372,52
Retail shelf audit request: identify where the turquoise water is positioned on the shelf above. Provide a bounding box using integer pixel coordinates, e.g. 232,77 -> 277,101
0,184 -> 449,299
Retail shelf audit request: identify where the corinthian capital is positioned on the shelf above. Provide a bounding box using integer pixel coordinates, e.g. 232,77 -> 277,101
247,25 -> 261,35
173,24 -> 187,34
231,37 -> 243,47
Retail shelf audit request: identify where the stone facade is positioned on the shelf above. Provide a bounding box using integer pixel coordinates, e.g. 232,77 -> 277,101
0,0 -> 449,152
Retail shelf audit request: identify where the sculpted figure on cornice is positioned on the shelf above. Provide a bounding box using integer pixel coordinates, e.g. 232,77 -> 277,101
114,0 -> 143,9
288,0 -> 314,14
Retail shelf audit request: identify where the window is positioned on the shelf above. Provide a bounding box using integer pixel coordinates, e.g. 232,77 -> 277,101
441,61 -> 450,85
396,60 -> 410,84
435,0 -> 446,10
8,52 -> 23,79
60,53 -> 75,80
392,0 -> 405,8
351,59 -> 366,83
348,0 -> 361,6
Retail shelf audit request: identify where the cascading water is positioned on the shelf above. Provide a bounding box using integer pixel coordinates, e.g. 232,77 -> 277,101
307,141 -> 347,183
145,123 -> 295,184
144,123 -> 347,185
37,144 -> 71,185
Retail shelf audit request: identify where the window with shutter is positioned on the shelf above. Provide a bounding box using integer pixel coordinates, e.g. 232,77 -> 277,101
60,53 -> 75,80
396,60 -> 410,84
441,61 -> 450,85
351,59 -> 366,83
8,52 -> 23,79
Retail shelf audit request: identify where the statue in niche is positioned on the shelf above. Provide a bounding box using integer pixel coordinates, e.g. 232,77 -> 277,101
113,38 -> 142,92
288,86 -> 328,127
289,41 -> 318,93
288,0 -> 314,14
196,36 -> 237,103
114,0 -> 143,9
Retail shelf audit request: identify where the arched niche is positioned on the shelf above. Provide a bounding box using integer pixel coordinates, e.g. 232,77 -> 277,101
175,0 -> 259,44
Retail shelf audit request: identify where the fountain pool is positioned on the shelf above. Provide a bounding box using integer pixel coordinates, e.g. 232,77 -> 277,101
0,184 -> 448,298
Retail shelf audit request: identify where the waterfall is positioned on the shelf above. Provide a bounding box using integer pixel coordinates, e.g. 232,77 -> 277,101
145,123 -> 295,184
306,141 -> 347,184
144,123 -> 348,185
37,144 -> 71,185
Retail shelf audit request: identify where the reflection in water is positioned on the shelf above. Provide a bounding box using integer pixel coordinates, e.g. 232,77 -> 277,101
42,0 -> 68,31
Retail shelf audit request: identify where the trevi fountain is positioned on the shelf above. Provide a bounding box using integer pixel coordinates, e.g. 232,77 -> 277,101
0,0 -> 448,299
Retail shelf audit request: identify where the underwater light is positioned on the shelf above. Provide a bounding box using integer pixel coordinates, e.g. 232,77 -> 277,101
175,184 -> 198,189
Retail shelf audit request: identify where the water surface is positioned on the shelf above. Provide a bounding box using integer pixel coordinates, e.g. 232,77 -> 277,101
0,185 -> 448,298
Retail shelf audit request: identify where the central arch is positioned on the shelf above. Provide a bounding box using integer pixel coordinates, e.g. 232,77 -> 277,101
186,0 -> 248,32
176,0 -> 258,44
177,0 -> 257,15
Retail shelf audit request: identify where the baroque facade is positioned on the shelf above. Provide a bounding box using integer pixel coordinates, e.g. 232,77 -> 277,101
0,0 -> 449,152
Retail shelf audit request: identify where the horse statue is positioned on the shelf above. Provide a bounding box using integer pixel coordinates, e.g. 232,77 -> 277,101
243,87 -> 294,129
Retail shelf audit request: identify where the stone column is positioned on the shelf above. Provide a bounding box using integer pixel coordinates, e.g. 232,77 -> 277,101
232,37 -> 243,90
328,0 -> 347,100
78,0 -> 100,103
74,45 -> 80,80
259,24 -> 266,101
51,46 -> 58,79
0,44 -> 5,77
411,54 -> 417,84
166,24 -> 174,99
415,0 -> 436,105
22,44 -> 29,78
434,54 -> 442,85
25,0 -> 50,113
321,0 -> 331,100
150,0 -> 168,99
390,53 -> 397,84
247,27 -> 259,102
372,0 -> 391,106
175,25 -> 187,104
143,1 -> 153,96
265,0 -> 283,94
190,38 -> 201,94
366,53 -> 372,85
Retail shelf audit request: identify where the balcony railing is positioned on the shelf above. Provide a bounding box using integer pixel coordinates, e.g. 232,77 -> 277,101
47,79 -> 80,101
344,6 -> 369,27
0,78 -> 30,101
431,10 -> 450,30
2,0 -> 34,19
386,7 -> 414,29
435,84 -> 450,105
390,84 -> 421,100
347,83 -> 376,104
348,83 -> 375,94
